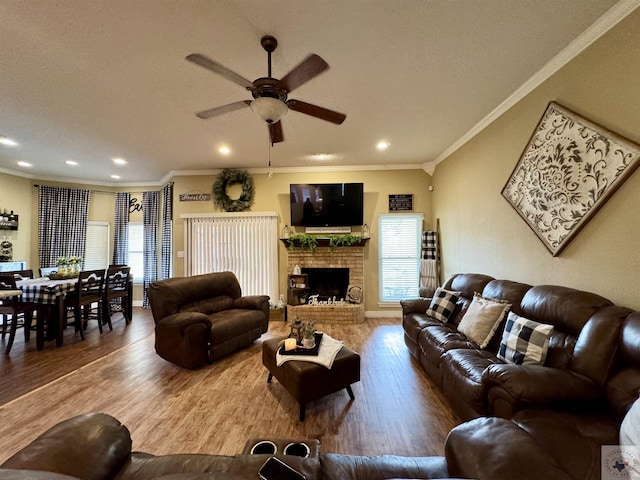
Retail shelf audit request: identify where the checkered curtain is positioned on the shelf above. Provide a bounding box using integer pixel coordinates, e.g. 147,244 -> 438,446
420,231 -> 439,290
142,191 -> 159,308
112,192 -> 130,266
160,183 -> 173,280
37,185 -> 90,268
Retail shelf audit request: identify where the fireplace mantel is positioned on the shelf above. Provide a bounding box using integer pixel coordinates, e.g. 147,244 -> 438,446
280,237 -> 369,248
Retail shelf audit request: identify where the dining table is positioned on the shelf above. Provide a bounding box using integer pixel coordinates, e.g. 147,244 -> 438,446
15,276 -> 78,349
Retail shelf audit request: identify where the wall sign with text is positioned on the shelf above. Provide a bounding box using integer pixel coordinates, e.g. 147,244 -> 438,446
179,193 -> 211,202
389,194 -> 413,211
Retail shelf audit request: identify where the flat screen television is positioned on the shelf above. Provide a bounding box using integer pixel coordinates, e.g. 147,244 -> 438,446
290,183 -> 364,227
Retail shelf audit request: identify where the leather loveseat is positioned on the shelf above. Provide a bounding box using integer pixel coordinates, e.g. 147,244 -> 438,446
0,413 -> 456,480
148,271 -> 270,369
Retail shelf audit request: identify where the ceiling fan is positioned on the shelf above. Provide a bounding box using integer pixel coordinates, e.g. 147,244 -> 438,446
186,35 -> 346,145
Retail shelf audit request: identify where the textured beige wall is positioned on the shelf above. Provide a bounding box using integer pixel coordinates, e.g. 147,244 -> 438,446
172,168 -> 433,312
1,168 -> 432,311
0,173 -> 32,265
432,10 -> 640,309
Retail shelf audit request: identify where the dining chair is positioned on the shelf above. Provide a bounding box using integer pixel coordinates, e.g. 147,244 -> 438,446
102,266 -> 131,329
39,267 -> 58,277
64,269 -> 106,339
0,274 -> 38,354
5,269 -> 34,280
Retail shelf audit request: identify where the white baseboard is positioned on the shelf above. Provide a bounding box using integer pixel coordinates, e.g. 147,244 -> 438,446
365,310 -> 402,318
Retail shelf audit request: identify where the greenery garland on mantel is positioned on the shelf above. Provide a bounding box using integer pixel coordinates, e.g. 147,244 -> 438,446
212,169 -> 255,212
284,233 -> 368,252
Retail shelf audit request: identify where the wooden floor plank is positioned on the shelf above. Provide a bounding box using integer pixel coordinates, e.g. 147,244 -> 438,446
0,311 -> 460,462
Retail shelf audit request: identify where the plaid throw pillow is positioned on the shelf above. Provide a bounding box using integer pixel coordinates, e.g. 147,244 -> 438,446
426,288 -> 460,323
497,312 -> 554,365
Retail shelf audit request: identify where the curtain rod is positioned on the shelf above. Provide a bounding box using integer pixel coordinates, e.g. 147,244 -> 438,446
33,184 -> 172,195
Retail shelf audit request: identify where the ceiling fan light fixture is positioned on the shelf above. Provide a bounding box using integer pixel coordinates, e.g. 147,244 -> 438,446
250,97 -> 288,124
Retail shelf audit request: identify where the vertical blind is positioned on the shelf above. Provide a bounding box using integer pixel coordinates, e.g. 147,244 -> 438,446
84,222 -> 110,270
378,213 -> 424,301
182,212 -> 278,300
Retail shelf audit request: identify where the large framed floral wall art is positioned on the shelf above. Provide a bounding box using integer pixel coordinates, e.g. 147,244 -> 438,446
502,102 -> 640,256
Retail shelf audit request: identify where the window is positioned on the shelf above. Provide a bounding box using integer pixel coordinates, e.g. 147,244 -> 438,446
378,213 -> 423,302
128,222 -> 144,283
84,222 -> 110,270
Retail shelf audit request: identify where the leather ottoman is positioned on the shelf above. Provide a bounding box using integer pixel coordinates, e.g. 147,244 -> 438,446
262,337 -> 360,420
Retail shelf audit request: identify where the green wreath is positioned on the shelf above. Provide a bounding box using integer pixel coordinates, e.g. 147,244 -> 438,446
212,169 -> 255,212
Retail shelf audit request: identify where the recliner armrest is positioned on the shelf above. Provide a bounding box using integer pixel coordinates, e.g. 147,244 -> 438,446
1,413 -> 132,480
482,364 -> 601,417
155,312 -> 213,368
445,417 -> 575,480
232,295 -> 270,311
400,298 -> 431,316
156,312 -> 212,330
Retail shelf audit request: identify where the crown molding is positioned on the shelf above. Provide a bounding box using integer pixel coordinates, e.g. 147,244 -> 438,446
431,0 -> 640,170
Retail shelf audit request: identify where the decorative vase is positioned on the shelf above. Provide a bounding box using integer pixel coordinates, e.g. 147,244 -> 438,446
303,337 -> 315,349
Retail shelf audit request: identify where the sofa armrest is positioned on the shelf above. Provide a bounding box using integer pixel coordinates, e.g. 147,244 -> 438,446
482,364 -> 602,418
156,312 -> 212,330
400,298 -> 431,316
232,295 -> 270,311
445,417 -> 575,480
1,413 -> 132,480
155,312 -> 213,368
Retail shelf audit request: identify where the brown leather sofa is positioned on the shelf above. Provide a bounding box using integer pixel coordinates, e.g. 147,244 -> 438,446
0,413 -> 454,480
402,273 -> 631,421
148,271 -> 270,369
402,273 -> 640,480
445,310 -> 640,480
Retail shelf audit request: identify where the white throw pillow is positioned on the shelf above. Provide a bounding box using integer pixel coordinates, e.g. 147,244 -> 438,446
497,312 -> 553,365
621,398 -> 640,446
457,292 -> 511,348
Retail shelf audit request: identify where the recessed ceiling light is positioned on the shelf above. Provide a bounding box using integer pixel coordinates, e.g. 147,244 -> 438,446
113,157 -> 127,165
376,141 -> 390,151
17,161 -> 32,168
218,146 -> 231,155
310,153 -> 334,161
0,136 -> 18,147
110,174 -> 121,179
65,160 -> 78,166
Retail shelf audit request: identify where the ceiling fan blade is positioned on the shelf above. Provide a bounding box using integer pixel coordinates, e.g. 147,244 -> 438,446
279,54 -> 329,93
287,99 -> 346,125
269,121 -> 284,144
186,53 -> 253,89
195,100 -> 251,119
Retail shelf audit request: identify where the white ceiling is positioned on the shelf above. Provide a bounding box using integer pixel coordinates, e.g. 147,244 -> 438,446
0,0 -> 631,185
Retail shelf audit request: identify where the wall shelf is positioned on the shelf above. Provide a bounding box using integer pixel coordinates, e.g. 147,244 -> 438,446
0,214 -> 18,231
280,237 -> 369,248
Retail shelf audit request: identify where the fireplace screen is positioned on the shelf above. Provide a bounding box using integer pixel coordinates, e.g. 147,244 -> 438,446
302,268 -> 349,301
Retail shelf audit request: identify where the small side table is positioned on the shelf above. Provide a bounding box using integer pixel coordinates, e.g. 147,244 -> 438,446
262,337 -> 360,421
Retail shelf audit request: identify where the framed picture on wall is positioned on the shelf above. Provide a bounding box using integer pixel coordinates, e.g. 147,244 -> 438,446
501,102 -> 640,256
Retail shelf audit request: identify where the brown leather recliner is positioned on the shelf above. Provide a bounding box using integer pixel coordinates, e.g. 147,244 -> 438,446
148,271 -> 270,369
0,413 -> 454,480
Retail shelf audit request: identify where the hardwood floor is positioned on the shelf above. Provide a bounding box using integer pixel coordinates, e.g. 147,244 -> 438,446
0,310 -> 460,462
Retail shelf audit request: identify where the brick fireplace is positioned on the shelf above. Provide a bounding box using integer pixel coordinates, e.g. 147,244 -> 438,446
286,245 -> 365,324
